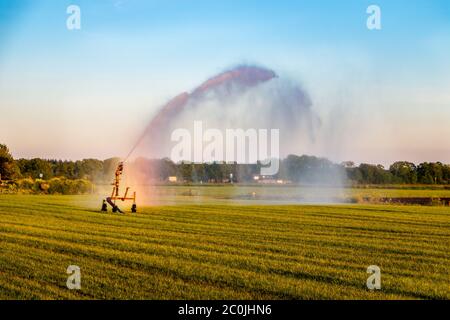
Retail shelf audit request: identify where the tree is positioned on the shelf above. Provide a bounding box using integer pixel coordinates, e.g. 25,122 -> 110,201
158,158 -> 177,180
281,154 -> 345,184
389,161 -> 417,184
177,162 -> 194,182
16,158 -> 53,179
346,167 -> 363,184
0,144 -> 19,180
443,164 -> 450,184
79,159 -> 104,181
358,163 -> 393,184
205,162 -> 223,182
417,162 -> 444,184
341,161 -> 355,168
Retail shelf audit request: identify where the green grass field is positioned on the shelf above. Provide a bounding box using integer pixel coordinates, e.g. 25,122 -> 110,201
0,190 -> 449,299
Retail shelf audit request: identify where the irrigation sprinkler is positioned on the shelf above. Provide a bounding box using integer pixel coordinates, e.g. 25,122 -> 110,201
102,161 -> 137,213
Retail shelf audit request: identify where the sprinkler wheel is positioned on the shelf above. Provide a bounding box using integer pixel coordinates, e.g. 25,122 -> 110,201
101,200 -> 108,212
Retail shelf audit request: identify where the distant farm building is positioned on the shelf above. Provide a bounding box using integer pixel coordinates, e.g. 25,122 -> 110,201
253,175 -> 291,184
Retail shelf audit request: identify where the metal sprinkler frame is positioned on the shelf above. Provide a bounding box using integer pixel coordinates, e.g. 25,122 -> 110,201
101,161 -> 137,213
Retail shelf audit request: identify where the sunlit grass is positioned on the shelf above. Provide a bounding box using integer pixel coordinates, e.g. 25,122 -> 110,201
0,193 -> 449,299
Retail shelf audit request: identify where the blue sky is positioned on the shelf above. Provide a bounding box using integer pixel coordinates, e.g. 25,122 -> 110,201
1,0 -> 450,164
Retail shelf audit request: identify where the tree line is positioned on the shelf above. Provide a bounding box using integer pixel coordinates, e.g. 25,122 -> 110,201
1,144 -> 450,185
